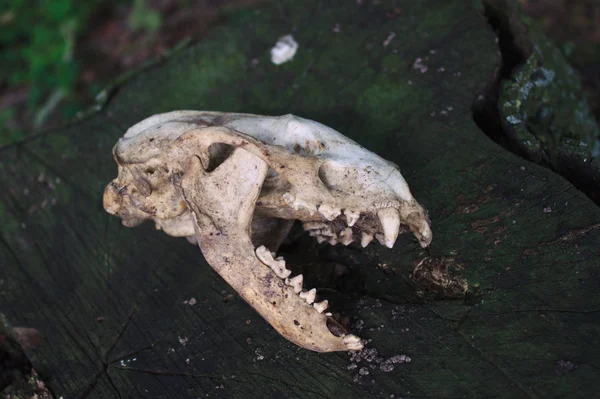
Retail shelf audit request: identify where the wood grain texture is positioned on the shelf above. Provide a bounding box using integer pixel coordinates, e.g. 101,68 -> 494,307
1,1 -> 599,398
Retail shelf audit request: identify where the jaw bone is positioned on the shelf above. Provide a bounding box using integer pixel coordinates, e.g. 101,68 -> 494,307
178,149 -> 361,352
102,111 -> 434,352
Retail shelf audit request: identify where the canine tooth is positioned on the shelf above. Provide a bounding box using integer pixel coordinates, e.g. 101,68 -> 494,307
299,288 -> 316,304
344,209 -> 360,226
255,245 -> 291,278
285,274 -> 303,293
377,208 -> 401,248
339,227 -> 353,246
313,300 -> 328,313
318,204 -> 341,221
361,232 -> 373,247
282,192 -> 295,204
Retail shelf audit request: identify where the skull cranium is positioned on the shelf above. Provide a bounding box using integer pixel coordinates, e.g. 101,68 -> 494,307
103,111 -> 432,352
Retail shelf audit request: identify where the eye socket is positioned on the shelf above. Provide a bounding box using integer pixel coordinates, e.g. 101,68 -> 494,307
207,143 -> 235,172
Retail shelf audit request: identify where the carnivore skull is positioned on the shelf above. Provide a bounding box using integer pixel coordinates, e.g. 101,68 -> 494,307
103,111 -> 432,352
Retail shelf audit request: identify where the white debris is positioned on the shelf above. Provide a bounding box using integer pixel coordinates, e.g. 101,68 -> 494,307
183,297 -> 197,306
383,32 -> 395,47
271,35 -> 298,65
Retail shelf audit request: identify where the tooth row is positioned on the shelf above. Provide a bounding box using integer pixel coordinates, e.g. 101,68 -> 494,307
304,206 -> 401,249
255,246 -> 292,278
256,247 -> 331,317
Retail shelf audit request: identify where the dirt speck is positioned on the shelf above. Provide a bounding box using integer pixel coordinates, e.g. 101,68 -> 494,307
412,256 -> 468,299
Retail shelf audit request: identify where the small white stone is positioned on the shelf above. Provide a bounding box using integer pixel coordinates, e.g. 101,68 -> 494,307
271,35 -> 298,65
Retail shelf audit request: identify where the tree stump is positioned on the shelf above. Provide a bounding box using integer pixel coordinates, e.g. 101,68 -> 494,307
1,1 -> 599,397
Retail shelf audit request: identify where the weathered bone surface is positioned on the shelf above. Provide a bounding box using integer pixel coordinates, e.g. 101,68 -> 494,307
103,111 -> 433,352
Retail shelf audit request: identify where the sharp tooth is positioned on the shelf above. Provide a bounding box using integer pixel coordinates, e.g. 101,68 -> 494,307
377,208 -> 401,248
361,232 -> 373,247
255,246 -> 291,278
344,209 -> 360,226
329,238 -> 338,246
270,251 -> 277,258
339,227 -> 353,246
313,300 -> 328,313
282,192 -> 295,204
325,312 -> 332,317
285,274 -> 303,293
279,268 -> 292,279
299,288 -> 316,304
318,204 -> 341,221
316,236 -> 327,244
375,234 -> 386,246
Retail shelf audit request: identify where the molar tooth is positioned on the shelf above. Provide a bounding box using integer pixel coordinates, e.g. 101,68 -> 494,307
339,227 -> 353,246
318,204 -> 341,221
285,274 -> 303,293
361,232 -> 373,247
299,288 -> 316,304
303,222 -> 329,231
377,208 -> 401,248
343,334 -> 362,344
313,300 -> 328,313
319,227 -> 335,237
294,198 -> 317,215
344,209 -> 360,226
255,245 -> 291,278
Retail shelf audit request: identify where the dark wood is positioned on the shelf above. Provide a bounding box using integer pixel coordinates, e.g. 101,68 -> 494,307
1,1 -> 599,397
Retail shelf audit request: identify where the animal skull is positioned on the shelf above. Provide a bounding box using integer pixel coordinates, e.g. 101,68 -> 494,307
103,111 -> 432,352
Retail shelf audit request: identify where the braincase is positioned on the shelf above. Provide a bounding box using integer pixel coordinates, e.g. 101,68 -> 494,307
113,111 -> 412,201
